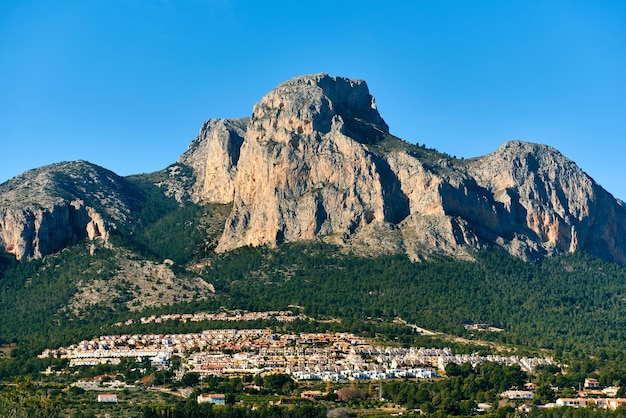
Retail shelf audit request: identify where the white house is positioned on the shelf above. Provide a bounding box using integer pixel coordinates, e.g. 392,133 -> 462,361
197,393 -> 226,405
97,394 -> 118,403
500,390 -> 533,400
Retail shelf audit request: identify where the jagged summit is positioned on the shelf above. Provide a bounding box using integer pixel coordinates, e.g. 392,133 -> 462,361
215,74 -> 401,252
254,73 -> 389,139
1,74 -> 625,266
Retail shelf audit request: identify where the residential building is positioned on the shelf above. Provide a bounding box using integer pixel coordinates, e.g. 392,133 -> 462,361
97,394 -> 118,403
197,393 -> 226,405
500,390 -> 533,400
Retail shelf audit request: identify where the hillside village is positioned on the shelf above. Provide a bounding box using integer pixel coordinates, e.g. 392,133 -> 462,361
41,309 -> 554,382
38,314 -> 626,414
41,326 -> 554,380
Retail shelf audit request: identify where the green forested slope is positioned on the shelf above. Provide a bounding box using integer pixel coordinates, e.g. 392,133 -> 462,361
2,196 -> 626,361
201,243 -> 626,354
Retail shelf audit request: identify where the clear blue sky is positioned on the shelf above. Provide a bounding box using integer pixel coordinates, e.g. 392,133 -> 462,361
1,1 -> 625,199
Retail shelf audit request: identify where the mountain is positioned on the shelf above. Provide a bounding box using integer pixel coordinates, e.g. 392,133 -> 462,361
181,73 -> 626,264
0,161 -> 132,260
1,73 -> 625,266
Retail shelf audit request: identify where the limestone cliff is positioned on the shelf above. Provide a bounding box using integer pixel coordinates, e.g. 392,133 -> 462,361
178,118 -> 248,203
465,141 -> 626,263
0,161 -> 132,259
215,74 -> 404,252
180,73 -> 626,265
3,73 -> 626,266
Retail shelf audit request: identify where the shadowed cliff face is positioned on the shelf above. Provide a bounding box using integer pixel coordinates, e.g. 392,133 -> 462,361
2,73 -> 625,265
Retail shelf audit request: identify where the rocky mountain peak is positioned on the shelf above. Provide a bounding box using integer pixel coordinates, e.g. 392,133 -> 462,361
0,161 -> 134,259
248,73 -> 388,144
1,161 -> 131,210
462,140 -> 626,263
215,74 -> 399,252
2,74 -> 626,266
174,74 -> 626,265
470,141 -> 576,186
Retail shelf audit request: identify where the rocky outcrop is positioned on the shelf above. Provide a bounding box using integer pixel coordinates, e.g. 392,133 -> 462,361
3,73 -> 626,266
464,141 -> 626,263
0,201 -> 108,260
0,161 -> 132,259
179,118 -> 248,203
196,73 -> 626,264
215,74 -> 404,252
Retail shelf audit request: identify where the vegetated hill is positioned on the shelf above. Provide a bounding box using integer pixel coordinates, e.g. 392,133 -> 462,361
124,166 -> 233,263
199,242 -> 626,354
0,238 -> 218,354
2,237 -> 626,357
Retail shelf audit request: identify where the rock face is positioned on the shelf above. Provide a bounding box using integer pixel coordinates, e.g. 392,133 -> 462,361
215,74 -> 403,252
465,141 -> 626,263
181,73 -> 626,264
0,161 -> 133,259
179,118 -> 248,203
3,73 -> 626,266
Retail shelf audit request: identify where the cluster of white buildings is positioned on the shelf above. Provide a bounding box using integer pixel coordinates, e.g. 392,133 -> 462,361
500,378 -> 626,412
291,368 -> 438,382
40,325 -> 553,383
351,346 -> 552,373
434,351 -> 553,373
185,343 -> 441,382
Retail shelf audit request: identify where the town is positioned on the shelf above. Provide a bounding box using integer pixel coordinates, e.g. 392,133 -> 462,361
32,310 -> 626,415
41,311 -> 554,382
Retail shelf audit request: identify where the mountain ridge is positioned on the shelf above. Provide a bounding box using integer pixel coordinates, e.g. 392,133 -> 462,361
1,73 -> 625,266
